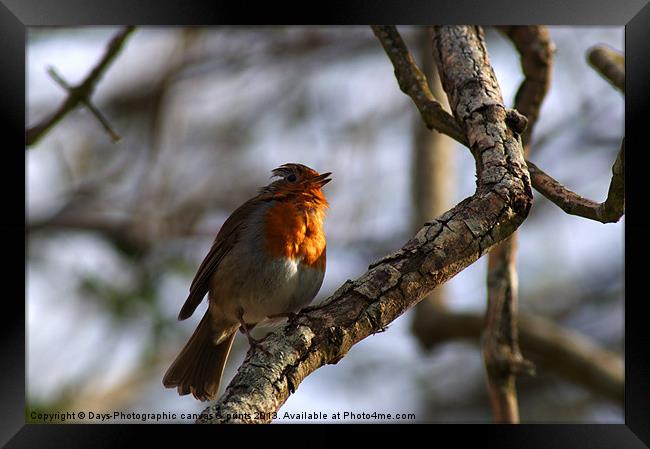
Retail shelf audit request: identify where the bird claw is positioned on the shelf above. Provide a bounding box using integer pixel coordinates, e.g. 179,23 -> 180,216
267,311 -> 299,321
246,335 -> 272,356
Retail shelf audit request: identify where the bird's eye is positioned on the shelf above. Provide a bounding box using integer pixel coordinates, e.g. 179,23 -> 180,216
286,174 -> 298,183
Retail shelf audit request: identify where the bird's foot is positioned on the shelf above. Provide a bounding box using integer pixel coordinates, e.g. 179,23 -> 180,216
238,316 -> 272,356
267,311 -> 299,321
245,334 -> 272,356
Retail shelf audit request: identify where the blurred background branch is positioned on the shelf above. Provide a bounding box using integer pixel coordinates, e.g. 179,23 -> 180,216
587,45 -> 624,93
26,26 -> 135,147
412,307 -> 623,403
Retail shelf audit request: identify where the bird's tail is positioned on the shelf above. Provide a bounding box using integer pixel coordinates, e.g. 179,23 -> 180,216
162,311 -> 237,401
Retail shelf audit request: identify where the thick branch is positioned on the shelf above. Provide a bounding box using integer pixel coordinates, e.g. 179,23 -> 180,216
371,25 -> 468,146
372,26 -> 622,227
26,26 -> 136,147
587,45 -> 624,93
411,28 -> 456,341
197,25 -> 532,423
527,139 -> 625,223
481,26 -> 554,423
413,307 -> 623,404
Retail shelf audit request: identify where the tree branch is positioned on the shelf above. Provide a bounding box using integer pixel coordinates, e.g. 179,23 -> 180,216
26,26 -> 136,147
371,25 -> 468,146
374,27 -> 621,419
197,25 -> 532,423
527,139 -> 625,223
527,44 -> 624,223
412,306 -> 623,404
482,236 -> 534,422
410,28 -> 456,342
497,26 -> 555,150
587,45 -> 624,93
371,26 -> 623,228
480,26 -> 554,423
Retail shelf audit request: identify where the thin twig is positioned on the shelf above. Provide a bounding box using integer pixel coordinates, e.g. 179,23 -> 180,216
371,25 -> 468,146
46,65 -> 123,143
82,97 -> 123,143
26,26 -> 136,147
527,139 -> 625,223
587,45 -> 624,93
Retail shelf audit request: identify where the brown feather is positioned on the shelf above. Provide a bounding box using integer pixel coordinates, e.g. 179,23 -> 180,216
177,195 -> 272,320
162,311 -> 237,401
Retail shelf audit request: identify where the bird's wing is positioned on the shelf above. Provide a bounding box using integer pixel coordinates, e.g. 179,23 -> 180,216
177,195 -> 270,320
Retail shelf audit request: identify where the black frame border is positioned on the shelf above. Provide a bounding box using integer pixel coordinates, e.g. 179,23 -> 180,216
4,0 -> 649,447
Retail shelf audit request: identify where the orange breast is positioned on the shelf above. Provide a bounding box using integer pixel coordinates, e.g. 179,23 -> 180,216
263,200 -> 327,270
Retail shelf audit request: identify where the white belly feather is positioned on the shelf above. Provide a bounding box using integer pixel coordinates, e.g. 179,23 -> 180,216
210,252 -> 324,324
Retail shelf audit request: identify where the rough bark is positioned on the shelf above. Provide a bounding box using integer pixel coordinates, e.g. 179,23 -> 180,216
481,26 -> 553,423
413,307 -> 623,404
371,25 -> 467,145
373,26 -> 622,227
411,27 -> 456,341
197,25 -> 532,423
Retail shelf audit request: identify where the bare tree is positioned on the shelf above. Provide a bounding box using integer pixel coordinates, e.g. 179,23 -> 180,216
27,26 -> 624,423
372,25 -> 622,423
195,25 -> 623,424
198,25 -> 534,423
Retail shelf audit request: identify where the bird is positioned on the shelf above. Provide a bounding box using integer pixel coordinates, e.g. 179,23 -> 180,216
162,163 -> 331,401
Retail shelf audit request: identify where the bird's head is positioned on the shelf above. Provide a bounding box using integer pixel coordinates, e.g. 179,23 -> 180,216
262,163 -> 332,205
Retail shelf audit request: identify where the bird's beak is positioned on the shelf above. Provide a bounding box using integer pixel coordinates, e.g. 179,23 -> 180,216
312,172 -> 332,187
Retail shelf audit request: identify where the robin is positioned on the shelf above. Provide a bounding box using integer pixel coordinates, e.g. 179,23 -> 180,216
163,163 -> 331,401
